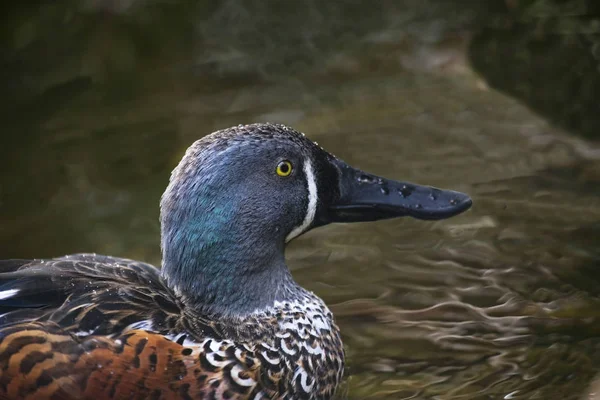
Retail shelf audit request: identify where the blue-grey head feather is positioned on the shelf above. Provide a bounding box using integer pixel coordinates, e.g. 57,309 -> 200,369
160,123 -> 336,315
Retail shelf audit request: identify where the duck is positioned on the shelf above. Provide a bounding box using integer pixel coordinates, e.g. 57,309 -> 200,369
0,123 -> 471,400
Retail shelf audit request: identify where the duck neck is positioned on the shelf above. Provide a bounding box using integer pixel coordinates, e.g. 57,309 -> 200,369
160,208 -> 303,316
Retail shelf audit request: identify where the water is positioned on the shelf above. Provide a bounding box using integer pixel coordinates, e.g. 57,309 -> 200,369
1,2 -> 600,399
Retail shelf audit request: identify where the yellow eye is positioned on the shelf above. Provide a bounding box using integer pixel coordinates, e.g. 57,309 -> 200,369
276,160 -> 293,177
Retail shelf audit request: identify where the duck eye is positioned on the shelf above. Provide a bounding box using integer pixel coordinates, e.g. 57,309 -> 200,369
276,160 -> 293,177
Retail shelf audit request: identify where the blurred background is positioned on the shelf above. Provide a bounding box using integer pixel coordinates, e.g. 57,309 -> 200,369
2,0 -> 600,398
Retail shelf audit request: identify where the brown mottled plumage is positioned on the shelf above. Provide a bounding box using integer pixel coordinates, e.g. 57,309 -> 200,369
0,123 -> 471,399
0,255 -> 343,399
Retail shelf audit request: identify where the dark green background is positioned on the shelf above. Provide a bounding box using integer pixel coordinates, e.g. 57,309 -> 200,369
2,1 -> 600,398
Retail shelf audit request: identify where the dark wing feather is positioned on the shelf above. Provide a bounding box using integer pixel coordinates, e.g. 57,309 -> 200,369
0,254 -> 262,400
0,254 -> 184,336
0,253 -> 343,399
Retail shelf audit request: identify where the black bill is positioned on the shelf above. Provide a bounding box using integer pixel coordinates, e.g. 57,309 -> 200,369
328,159 -> 472,223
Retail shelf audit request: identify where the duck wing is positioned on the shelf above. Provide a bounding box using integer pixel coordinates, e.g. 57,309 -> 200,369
0,254 -> 265,400
0,253 -> 184,335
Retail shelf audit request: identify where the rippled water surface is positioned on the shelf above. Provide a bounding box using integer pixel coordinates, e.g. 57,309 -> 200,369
2,2 -> 600,399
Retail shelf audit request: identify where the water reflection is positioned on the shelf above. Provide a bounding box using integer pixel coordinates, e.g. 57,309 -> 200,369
2,1 -> 600,399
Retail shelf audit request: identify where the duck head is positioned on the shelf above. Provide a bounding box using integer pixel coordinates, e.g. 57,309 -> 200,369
160,123 -> 471,315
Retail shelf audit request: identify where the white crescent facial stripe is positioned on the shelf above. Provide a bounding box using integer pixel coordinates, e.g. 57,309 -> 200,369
285,158 -> 318,242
